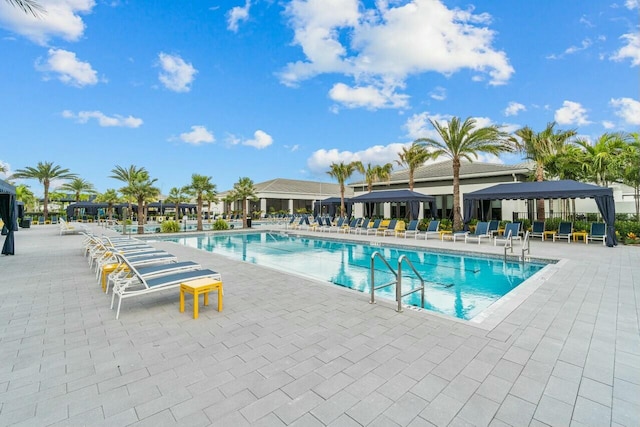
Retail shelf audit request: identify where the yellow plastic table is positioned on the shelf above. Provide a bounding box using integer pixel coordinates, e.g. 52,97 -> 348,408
573,231 -> 588,244
180,278 -> 223,319
439,230 -> 453,241
543,231 -> 556,241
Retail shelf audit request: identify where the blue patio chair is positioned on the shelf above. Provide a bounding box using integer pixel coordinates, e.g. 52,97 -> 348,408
365,219 -> 382,235
461,221 -> 491,244
355,218 -> 370,234
530,221 -> 545,239
553,222 -> 573,242
488,220 -> 499,236
494,222 -> 522,246
423,220 -> 441,240
403,219 -> 420,238
381,219 -> 398,236
588,222 -> 606,245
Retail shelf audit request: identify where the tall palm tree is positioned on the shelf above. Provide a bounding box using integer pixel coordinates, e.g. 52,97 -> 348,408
222,193 -> 236,218
4,0 -> 45,16
419,117 -> 512,230
166,186 -> 190,221
203,190 -> 219,222
11,161 -> 77,221
396,143 -> 431,190
511,122 -> 576,220
232,177 -> 257,228
110,165 -> 148,223
59,177 -> 96,203
128,173 -> 160,234
327,161 -> 364,217
576,132 -> 628,187
616,133 -> 640,220
363,163 -> 394,192
95,189 -> 121,222
186,174 -> 216,231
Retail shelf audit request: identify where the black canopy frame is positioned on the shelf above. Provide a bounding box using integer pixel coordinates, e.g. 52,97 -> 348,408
0,179 -> 17,255
463,180 -> 617,247
350,189 -> 436,220
313,197 -> 352,218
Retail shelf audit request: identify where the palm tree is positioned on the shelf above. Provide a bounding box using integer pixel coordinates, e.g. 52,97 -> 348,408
396,143 -> 431,190
418,117 -> 512,230
511,122 -> 576,220
576,132 -> 628,187
94,189 -> 121,222
186,174 -> 216,231
110,165 -> 148,223
4,0 -> 45,17
232,177 -> 257,228
166,186 -> 190,221
327,161 -> 364,217
222,193 -> 235,218
616,133 -> 640,220
59,177 -> 96,219
128,173 -> 160,234
363,163 -> 394,192
11,161 -> 77,221
204,190 -> 219,222
15,184 -> 36,211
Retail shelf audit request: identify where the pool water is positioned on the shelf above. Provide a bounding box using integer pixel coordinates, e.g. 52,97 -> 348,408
162,232 -> 547,320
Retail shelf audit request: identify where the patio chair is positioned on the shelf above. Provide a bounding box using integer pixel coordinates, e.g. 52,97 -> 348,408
494,222 -> 522,246
355,218 -> 370,234
342,218 -> 361,234
329,217 -> 346,232
111,254 -> 221,319
588,222 -> 606,245
553,222 -> 573,242
381,219 -> 398,236
530,221 -> 545,239
365,219 -> 382,235
402,220 -> 419,238
487,220 -> 499,236
423,220 -> 441,240
463,221 -> 491,244
105,257 -> 201,294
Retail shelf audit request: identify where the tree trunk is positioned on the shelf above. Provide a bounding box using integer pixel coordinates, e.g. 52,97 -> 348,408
137,196 -> 145,234
452,158 -> 462,231
242,197 -> 248,228
536,162 -> 545,220
409,171 -> 414,191
197,195 -> 203,231
43,181 -> 49,222
340,183 -> 345,217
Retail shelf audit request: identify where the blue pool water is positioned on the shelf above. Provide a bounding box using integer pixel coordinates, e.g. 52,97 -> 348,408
161,232 -> 547,320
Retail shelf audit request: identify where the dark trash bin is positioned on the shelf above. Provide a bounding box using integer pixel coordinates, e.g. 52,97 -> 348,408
246,217 -> 252,228
20,218 -> 31,228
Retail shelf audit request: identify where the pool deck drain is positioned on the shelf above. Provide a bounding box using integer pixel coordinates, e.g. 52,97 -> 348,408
0,224 -> 638,426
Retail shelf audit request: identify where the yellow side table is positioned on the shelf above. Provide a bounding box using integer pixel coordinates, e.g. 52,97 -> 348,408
180,278 -> 223,319
573,231 -> 588,244
439,230 -> 453,241
543,231 -> 556,241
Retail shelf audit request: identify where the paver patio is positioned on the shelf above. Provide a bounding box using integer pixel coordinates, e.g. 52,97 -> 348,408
0,223 -> 638,426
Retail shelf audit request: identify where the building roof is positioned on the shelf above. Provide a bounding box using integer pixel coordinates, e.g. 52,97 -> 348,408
350,160 -> 533,187
221,178 -> 352,197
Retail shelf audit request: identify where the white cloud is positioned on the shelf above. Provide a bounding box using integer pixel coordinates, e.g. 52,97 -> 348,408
178,125 -> 215,145
0,0 -> 95,45
610,97 -> 640,125
227,0 -> 250,32
403,112 -> 452,140
62,110 -> 143,127
504,101 -> 526,117
280,0 -> 513,109
328,82 -> 409,109
625,0 -> 639,9
602,120 -> 615,129
611,32 -> 640,66
547,38 -> 593,60
243,130 -> 273,149
554,101 -> 591,126
307,142 -> 408,174
157,52 -> 197,92
36,48 -> 98,87
429,86 -> 446,101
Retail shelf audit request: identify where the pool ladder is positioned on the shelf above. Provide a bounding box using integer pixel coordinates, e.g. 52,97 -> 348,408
370,252 -> 425,313
504,230 -> 531,265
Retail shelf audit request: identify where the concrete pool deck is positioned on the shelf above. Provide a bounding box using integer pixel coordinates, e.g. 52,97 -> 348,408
0,224 -> 638,426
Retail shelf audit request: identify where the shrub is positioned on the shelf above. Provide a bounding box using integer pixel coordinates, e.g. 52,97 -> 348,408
213,218 -> 229,231
161,220 -> 180,233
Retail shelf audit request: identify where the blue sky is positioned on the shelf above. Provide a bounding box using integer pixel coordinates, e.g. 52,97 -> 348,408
1,0 -> 638,197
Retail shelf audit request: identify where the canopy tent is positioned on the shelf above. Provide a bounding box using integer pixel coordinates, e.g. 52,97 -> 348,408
463,180 -> 617,247
313,197 -> 352,218
66,202 -> 110,219
350,189 -> 436,220
0,179 -> 17,255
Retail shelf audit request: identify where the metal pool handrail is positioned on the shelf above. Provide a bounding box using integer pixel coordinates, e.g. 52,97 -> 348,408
370,251 -> 425,312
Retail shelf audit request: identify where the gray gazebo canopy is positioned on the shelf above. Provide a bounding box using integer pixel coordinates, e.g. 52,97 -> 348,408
0,179 -> 17,255
463,180 -> 617,247
351,189 -> 436,220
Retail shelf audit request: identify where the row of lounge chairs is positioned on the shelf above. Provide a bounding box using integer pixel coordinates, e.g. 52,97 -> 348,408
529,221 -> 607,245
81,233 -> 221,319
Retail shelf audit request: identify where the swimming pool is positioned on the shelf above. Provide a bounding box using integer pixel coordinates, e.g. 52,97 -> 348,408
161,232 -> 547,320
